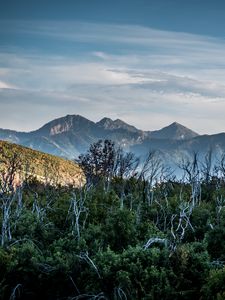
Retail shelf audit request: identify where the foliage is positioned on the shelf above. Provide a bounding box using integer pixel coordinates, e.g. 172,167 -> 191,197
0,140 -> 225,299
201,267 -> 225,300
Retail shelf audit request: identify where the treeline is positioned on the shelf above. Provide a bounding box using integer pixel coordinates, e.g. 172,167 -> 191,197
0,140 -> 225,299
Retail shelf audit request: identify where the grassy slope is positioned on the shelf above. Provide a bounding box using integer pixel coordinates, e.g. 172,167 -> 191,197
0,140 -> 85,186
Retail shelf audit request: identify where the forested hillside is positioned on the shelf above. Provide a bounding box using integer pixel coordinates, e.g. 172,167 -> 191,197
0,140 -> 225,299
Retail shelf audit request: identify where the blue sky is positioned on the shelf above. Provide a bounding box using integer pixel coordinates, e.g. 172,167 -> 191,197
1,0 -> 225,133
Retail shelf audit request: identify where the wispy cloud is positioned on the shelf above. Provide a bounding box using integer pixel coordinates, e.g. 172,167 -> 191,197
0,21 -> 225,133
0,80 -> 16,89
2,20 -> 224,49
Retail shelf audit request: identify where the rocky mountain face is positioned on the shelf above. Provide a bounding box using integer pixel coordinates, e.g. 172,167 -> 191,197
0,115 -> 224,167
0,115 -> 147,158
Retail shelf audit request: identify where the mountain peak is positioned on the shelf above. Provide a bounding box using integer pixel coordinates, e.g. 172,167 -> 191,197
169,121 -> 187,128
114,118 -> 128,126
32,114 -> 95,137
151,122 -> 199,140
97,117 -> 114,129
97,117 -> 141,133
170,121 -> 180,126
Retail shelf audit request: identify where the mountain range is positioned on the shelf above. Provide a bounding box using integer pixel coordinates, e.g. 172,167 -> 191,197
0,115 -> 225,166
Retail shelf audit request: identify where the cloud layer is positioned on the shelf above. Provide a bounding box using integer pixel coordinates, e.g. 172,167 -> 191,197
0,21 -> 225,134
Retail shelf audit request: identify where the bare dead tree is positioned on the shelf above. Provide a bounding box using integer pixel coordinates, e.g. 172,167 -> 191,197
178,152 -> 201,206
139,151 -> 164,206
68,189 -> 88,240
23,169 -> 48,224
113,149 -> 139,180
113,149 -> 140,209
145,167 -> 175,231
9,283 -> 22,300
215,152 -> 225,185
0,146 -> 23,247
77,251 -> 101,279
114,287 -> 128,300
71,292 -> 107,300
201,149 -> 214,184
215,193 -> 225,226
170,196 -> 194,244
153,197 -> 169,231
143,237 -> 169,250
31,190 -> 47,223
208,155 -> 225,226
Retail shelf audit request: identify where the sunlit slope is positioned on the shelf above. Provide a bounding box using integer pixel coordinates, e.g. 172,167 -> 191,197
0,140 -> 85,186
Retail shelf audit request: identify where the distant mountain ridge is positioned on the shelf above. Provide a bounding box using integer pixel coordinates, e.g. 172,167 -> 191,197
0,115 -> 224,166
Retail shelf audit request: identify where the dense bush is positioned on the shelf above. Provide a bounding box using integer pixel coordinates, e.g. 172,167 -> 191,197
1,142 -> 225,299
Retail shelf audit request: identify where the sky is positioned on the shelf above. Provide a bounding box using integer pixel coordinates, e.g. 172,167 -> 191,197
1,0 -> 225,134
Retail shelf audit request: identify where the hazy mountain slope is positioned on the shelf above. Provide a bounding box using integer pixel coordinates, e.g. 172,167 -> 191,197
0,115 -> 147,158
0,128 -> 22,143
178,133 -> 225,157
131,133 -> 225,171
149,122 -> 199,140
0,115 -> 224,164
0,140 -> 84,186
